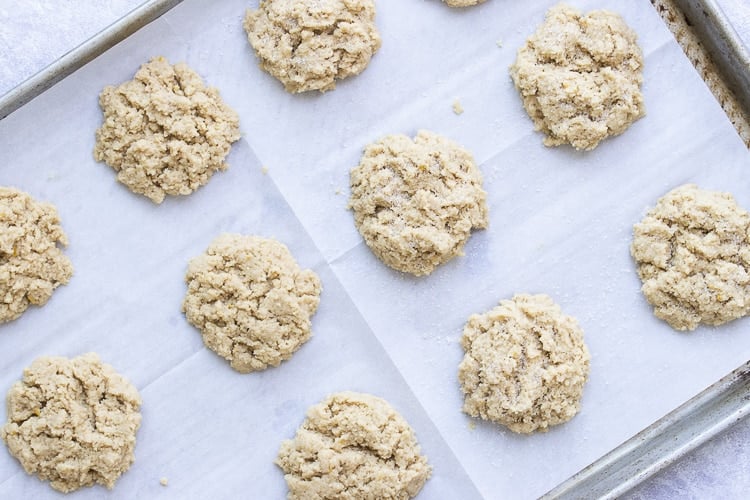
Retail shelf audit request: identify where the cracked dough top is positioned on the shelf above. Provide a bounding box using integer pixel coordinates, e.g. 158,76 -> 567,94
348,130 -> 488,276
276,391 -> 431,499
631,184 -> 750,331
94,57 -> 240,203
458,294 -> 590,434
0,187 -> 73,324
182,234 -> 321,373
243,0 -> 381,93
509,3 -> 645,151
0,353 -> 142,493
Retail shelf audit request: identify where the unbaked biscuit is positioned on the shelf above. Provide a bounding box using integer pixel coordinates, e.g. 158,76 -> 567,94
94,57 -> 240,203
182,234 -> 321,373
277,391 -> 431,499
0,353 -> 142,493
244,0 -> 382,93
458,294 -> 590,434
0,187 -> 73,324
444,0 -> 486,7
509,4 -> 645,150
631,184 -> 750,331
348,130 -> 488,276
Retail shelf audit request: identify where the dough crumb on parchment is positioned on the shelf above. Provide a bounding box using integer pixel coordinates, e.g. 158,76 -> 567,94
182,234 -> 321,373
509,3 -> 645,151
0,353 -> 142,493
349,130 -> 488,276
631,184 -> 750,331
94,56 -> 240,203
0,186 -> 73,324
458,294 -> 590,434
277,391 -> 431,499
244,0 -> 381,93
444,0 -> 487,7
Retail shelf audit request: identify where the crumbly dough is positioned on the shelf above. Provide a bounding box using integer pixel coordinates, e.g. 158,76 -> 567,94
94,57 -> 240,203
458,294 -> 590,434
348,130 -> 488,276
631,184 -> 750,331
276,391 -> 431,499
0,187 -> 73,324
444,0 -> 486,7
0,353 -> 142,493
243,0 -> 382,93
182,234 -> 321,373
509,4 -> 645,151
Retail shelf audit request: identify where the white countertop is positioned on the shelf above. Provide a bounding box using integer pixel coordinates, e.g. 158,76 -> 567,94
0,1 -> 748,498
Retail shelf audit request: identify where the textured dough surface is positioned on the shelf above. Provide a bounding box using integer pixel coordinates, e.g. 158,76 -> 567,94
244,0 -> 381,93
631,184 -> 750,331
94,57 -> 240,203
458,294 -> 590,434
0,353 -> 142,493
0,187 -> 73,324
349,130 -> 488,276
509,3 -> 645,150
444,0 -> 486,7
182,234 -> 321,373
277,391 -> 431,499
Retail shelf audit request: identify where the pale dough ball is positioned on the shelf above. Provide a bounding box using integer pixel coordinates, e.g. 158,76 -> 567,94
444,0 -> 486,7
182,234 -> 321,373
244,0 -> 382,93
631,184 -> 750,331
0,353 -> 142,493
458,294 -> 590,434
277,391 -> 432,499
94,57 -> 240,203
509,4 -> 645,151
0,187 -> 73,324
349,130 -> 488,276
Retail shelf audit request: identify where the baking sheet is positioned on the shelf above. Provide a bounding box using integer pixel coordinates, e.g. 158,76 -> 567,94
1,0 -> 749,498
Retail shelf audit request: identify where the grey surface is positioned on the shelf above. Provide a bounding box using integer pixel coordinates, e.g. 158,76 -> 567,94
0,1 -> 749,499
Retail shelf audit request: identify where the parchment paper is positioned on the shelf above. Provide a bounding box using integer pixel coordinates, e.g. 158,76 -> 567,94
1,0 -> 749,498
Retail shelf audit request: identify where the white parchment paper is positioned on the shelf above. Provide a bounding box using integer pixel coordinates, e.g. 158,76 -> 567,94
1,0 -> 749,498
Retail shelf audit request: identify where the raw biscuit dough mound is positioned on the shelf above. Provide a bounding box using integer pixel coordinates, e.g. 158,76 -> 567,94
94,56 -> 240,203
182,234 -> 321,373
0,353 -> 142,493
444,0 -> 486,7
458,294 -> 590,434
243,0 -> 382,93
349,130 -> 488,276
631,184 -> 750,331
0,187 -> 73,324
277,391 -> 432,499
509,3 -> 645,151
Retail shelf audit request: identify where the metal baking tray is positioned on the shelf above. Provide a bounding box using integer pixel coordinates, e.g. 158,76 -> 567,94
1,0 -> 748,497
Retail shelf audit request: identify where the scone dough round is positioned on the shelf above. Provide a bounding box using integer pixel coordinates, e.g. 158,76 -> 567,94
244,0 -> 382,93
277,391 -> 432,499
0,187 -> 73,324
444,0 -> 486,7
458,294 -> 590,434
182,234 -> 321,373
0,353 -> 142,493
94,57 -> 240,203
510,4 -> 645,151
349,130 -> 488,276
631,184 -> 750,331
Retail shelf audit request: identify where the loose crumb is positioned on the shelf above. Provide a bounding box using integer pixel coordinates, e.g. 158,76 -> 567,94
496,39 -> 503,48
452,99 -> 464,115
335,188 -> 342,195
261,166 -> 269,174
468,420 -> 476,430
160,477 -> 169,486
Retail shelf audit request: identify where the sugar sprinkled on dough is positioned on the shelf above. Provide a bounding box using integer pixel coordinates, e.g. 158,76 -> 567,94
277,391 -> 431,499
631,184 -> 750,331
0,187 -> 73,324
458,294 -> 590,434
